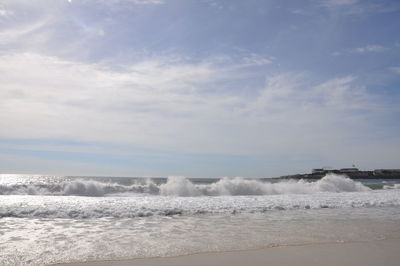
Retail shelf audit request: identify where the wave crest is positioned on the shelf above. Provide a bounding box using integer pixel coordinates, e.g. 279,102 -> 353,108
0,174 -> 370,197
63,180 -> 105,197
160,176 -> 201,196
158,174 -> 370,197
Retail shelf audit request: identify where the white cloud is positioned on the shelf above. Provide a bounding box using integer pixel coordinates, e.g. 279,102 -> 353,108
321,0 -> 358,7
333,45 -> 388,57
354,45 -> 387,53
0,0 -> 166,59
0,53 -> 235,151
1,0 -> 399,176
0,51 -> 398,173
251,74 -> 371,113
128,0 -> 164,4
0,19 -> 50,46
311,75 -> 362,107
0,7 -> 14,17
319,0 -> 397,16
80,0 -> 165,7
242,53 -> 274,67
389,67 -> 400,75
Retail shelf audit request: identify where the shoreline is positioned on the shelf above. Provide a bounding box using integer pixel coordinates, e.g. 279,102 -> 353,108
54,238 -> 400,266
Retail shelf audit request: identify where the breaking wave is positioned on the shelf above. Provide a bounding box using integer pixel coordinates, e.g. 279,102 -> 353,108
1,175 -> 399,219
1,185 -> 399,219
0,178 -> 160,197
383,183 -> 400,190
0,174 -> 371,197
160,174 -> 370,196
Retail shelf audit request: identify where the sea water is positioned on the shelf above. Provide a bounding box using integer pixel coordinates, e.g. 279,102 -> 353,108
1,174 -> 400,265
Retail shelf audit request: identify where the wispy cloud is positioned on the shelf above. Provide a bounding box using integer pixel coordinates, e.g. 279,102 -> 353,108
78,0 -> 165,8
0,6 -> 13,17
390,66 -> 400,75
0,52 -> 394,160
321,0 -> 358,7
129,0 -> 164,4
332,44 -> 388,56
111,0 -> 165,4
353,45 -> 387,53
1,0 -> 399,175
0,0 -> 167,60
0,19 -> 50,46
319,0 -> 399,16
0,52 -> 236,151
242,53 -> 274,67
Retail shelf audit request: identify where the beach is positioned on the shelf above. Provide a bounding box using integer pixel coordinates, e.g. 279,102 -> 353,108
2,1 -> 400,265
56,238 -> 400,266
1,174 -> 400,265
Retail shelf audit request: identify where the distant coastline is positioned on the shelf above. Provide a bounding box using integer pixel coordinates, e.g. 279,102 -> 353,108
278,168 -> 400,179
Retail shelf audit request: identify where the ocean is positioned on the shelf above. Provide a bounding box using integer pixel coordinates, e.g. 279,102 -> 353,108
1,174 -> 400,265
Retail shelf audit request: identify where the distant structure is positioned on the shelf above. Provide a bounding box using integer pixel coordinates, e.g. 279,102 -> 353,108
312,167 -> 359,174
374,169 -> 400,174
339,168 -> 359,173
280,168 -> 400,179
312,168 -> 325,174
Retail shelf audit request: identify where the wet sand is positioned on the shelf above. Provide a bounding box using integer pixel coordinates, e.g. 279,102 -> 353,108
55,238 -> 400,266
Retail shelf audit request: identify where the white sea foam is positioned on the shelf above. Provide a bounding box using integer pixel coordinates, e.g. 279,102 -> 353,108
160,176 -> 201,196
0,178 -> 160,197
1,188 -> 399,219
2,208 -> 400,266
383,183 -> 400,189
0,174 -> 389,199
63,180 -> 106,196
313,174 -> 370,192
1,174 -> 399,266
160,174 -> 370,196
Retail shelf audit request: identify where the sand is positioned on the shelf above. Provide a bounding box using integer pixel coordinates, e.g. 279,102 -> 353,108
55,238 -> 400,266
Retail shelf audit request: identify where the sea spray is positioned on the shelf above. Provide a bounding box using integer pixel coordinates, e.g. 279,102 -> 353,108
160,176 -> 200,196
1,182 -> 399,219
161,174 -> 370,196
0,174 -> 375,197
383,183 -> 400,189
63,180 -> 105,197
1,190 -> 399,218
313,174 -> 370,192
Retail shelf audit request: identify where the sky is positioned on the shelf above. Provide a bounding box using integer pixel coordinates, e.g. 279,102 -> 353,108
0,0 -> 399,178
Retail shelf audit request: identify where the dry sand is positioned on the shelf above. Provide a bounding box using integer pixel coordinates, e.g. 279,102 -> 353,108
55,238 -> 400,266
